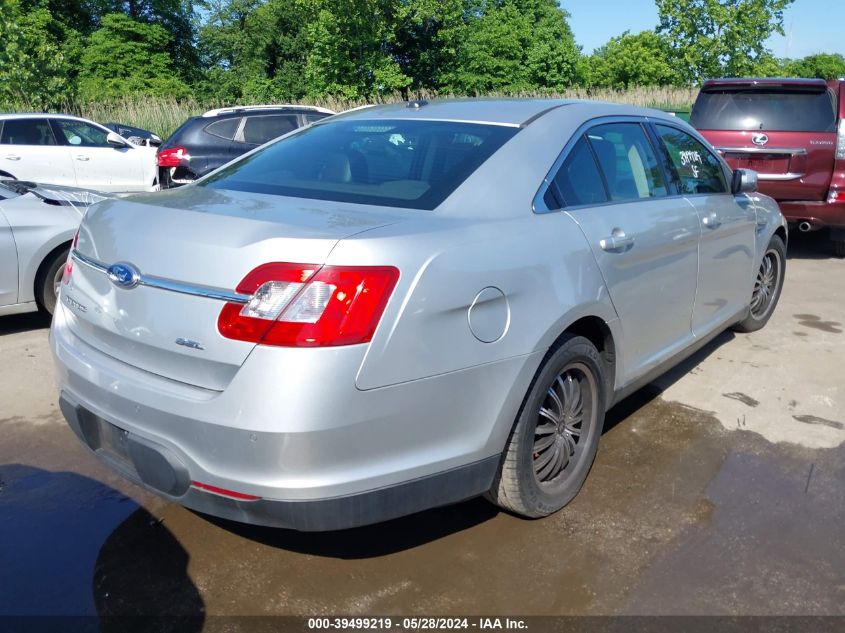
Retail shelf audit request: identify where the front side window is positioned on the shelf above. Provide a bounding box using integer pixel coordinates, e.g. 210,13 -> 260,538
0,119 -> 57,146
240,115 -> 298,145
587,123 -> 667,202
202,119 -> 517,210
656,125 -> 728,195
54,120 -> 110,147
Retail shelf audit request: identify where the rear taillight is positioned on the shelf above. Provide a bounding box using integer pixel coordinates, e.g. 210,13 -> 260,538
837,120 -> 845,161
157,146 -> 190,167
218,263 -> 399,347
63,232 -> 78,284
829,120 -> 845,202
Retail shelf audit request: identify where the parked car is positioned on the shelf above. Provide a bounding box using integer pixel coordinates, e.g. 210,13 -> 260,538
0,114 -> 158,192
691,77 -> 845,256
52,99 -> 786,530
103,122 -> 162,147
0,180 -> 109,316
157,104 -> 334,188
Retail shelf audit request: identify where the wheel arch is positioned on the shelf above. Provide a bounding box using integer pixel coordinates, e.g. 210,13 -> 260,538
30,238 -> 72,307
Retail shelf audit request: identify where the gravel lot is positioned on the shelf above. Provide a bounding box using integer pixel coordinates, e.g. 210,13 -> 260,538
0,232 -> 843,623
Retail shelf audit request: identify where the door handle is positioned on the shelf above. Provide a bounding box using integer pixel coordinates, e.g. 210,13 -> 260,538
5,155 -> 20,161
702,213 -> 721,229
75,155 -> 90,161
600,229 -> 635,252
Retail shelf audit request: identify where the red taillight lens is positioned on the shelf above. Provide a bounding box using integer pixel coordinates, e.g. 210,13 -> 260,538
62,259 -> 73,285
191,481 -> 261,501
157,146 -> 190,167
72,230 -> 79,250
218,263 -> 399,347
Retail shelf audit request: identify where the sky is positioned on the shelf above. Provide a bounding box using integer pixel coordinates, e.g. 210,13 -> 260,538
565,0 -> 845,59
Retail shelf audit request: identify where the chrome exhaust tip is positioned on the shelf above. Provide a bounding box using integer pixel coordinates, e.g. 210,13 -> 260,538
798,221 -> 812,233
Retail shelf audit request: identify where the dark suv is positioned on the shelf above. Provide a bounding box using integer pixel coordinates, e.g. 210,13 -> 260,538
157,105 -> 334,188
691,78 -> 845,255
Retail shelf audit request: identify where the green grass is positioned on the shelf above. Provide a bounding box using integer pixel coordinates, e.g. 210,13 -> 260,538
18,86 -> 698,139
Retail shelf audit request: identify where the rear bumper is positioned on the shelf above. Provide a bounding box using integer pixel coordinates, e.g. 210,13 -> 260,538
778,199 -> 845,229
58,393 -> 498,531
50,302 -> 541,529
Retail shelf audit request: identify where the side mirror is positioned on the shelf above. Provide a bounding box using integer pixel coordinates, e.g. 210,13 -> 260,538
106,131 -> 129,148
732,168 -> 758,194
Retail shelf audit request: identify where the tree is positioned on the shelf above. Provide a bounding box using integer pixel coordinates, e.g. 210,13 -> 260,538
0,0 -> 74,108
588,31 -> 679,88
78,13 -> 192,100
656,0 -> 795,82
304,0 -> 411,99
439,0 -> 582,94
789,53 -> 845,80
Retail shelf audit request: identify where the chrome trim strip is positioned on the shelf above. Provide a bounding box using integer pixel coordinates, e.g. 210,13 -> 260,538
716,147 -> 808,156
757,172 -> 805,181
70,249 -> 250,304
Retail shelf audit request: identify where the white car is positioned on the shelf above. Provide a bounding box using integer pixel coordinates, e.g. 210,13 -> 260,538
0,180 -> 109,316
0,114 -> 158,192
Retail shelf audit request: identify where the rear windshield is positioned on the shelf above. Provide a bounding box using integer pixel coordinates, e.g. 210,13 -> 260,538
201,119 -> 518,210
691,88 -> 837,132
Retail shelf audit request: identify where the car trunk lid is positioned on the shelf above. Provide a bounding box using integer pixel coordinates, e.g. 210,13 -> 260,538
63,187 -> 399,390
691,80 -> 838,201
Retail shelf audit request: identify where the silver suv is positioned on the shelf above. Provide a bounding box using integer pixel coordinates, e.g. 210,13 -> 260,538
52,99 -> 786,530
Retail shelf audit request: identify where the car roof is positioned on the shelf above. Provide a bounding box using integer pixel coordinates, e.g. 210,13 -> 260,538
202,104 -> 335,118
701,77 -> 831,90
0,112 -> 104,124
329,98 -> 681,128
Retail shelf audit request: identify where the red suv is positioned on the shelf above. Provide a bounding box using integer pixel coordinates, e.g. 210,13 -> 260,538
691,78 -> 845,256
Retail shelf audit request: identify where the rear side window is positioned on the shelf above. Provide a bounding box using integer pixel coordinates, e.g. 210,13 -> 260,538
202,119 -> 517,210
240,115 -> 298,145
0,119 -> 57,145
550,136 -> 607,207
656,125 -> 728,195
587,123 -> 667,201
205,117 -> 241,141
691,88 -> 836,132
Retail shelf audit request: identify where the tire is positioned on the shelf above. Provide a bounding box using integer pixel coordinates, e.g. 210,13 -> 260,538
833,240 -> 845,258
733,235 -> 786,333
486,335 -> 607,518
35,247 -> 70,315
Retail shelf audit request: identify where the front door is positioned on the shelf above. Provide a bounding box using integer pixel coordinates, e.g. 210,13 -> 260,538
654,123 -> 756,335
52,119 -> 145,192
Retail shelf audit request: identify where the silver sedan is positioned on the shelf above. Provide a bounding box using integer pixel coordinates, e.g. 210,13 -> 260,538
0,181 -> 108,316
51,99 -> 787,530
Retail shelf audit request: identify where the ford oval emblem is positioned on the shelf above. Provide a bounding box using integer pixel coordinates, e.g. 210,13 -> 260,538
751,133 -> 769,146
107,262 -> 141,289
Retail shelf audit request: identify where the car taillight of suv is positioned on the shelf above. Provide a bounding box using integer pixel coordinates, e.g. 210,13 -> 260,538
691,77 -> 845,256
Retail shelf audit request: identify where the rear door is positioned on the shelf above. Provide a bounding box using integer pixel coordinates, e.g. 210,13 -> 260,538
653,123 -> 756,335
236,114 -> 300,151
0,118 -> 76,186
549,120 -> 700,384
691,82 -> 837,201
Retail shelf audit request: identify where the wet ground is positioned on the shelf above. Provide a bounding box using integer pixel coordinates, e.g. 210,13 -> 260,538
1,233 -> 843,625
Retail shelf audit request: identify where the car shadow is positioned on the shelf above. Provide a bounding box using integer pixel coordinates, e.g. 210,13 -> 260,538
0,310 -> 52,335
0,464 -> 204,630
200,495 -> 499,560
785,230 -> 840,260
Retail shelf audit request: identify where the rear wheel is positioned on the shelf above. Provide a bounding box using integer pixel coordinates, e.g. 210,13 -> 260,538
487,335 -> 606,518
733,235 -> 785,333
35,247 -> 69,315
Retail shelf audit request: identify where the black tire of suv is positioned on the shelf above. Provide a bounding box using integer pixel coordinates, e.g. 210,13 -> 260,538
36,247 -> 69,315
486,335 -> 607,518
833,240 -> 845,258
733,235 -> 786,333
